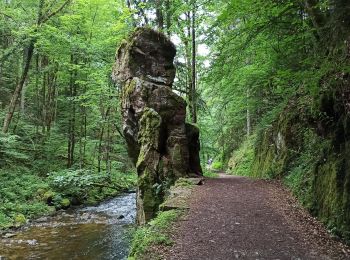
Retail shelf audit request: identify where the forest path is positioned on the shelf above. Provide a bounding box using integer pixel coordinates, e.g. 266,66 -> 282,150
163,174 -> 350,260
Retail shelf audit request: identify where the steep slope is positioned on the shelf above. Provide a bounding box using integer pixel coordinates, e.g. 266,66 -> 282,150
251,79 -> 350,241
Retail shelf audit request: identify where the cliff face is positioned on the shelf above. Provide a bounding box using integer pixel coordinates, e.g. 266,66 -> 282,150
252,79 -> 350,241
112,28 -> 202,224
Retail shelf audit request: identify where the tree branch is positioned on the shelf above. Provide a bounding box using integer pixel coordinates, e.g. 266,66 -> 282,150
40,0 -> 72,24
0,11 -> 16,21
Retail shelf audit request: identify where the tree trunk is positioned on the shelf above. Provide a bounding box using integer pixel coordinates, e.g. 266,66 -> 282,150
98,107 -> 110,173
191,3 -> 197,123
155,0 -> 164,29
67,54 -> 77,168
184,12 -> 193,122
165,0 -> 171,36
2,40 -> 34,133
2,0 -> 71,133
246,89 -> 251,136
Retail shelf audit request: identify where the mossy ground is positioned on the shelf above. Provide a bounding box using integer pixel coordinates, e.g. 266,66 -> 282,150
203,170 -> 219,178
128,209 -> 182,260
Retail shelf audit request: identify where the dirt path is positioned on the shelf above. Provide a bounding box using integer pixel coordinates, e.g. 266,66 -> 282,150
162,174 -> 350,260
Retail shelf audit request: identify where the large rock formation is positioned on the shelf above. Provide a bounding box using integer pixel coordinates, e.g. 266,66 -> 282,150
112,28 -> 202,224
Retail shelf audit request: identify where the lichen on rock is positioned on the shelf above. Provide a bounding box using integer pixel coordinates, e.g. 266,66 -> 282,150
112,27 -> 202,224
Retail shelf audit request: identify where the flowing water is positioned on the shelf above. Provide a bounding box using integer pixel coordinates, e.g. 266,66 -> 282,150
0,193 -> 136,260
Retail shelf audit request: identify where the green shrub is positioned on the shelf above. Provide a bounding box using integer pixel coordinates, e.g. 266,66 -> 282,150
48,169 -> 137,205
174,178 -> 193,187
0,133 -> 29,166
228,135 -> 255,176
60,198 -> 71,209
203,170 -> 219,178
0,168 -> 52,229
0,212 -> 12,228
14,214 -> 26,227
212,161 -> 223,170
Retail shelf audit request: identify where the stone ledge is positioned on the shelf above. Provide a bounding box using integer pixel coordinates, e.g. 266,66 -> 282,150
160,178 -> 204,211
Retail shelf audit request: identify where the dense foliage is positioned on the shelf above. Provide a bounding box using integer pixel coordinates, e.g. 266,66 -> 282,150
0,0 -> 135,229
200,0 -> 350,241
1,0 -> 349,244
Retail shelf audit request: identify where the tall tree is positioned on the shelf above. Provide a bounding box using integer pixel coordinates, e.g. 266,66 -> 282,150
2,0 -> 71,133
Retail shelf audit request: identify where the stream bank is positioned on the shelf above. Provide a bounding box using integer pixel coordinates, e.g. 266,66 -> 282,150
0,193 -> 136,260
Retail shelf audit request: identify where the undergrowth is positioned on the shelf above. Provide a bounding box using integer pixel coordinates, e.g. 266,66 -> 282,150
203,170 -> 219,178
0,166 -> 136,230
128,209 -> 181,260
0,168 -> 53,229
228,135 -> 255,176
283,129 -> 325,210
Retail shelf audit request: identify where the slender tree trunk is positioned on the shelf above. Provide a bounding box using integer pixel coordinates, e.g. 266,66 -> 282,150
191,3 -> 197,123
246,89 -> 251,136
106,116 -> 111,174
2,41 -> 34,133
184,12 -> 193,121
67,54 -> 77,168
155,0 -> 164,29
98,107 -> 110,173
3,0 -> 42,133
2,0 -> 71,133
97,124 -> 105,173
46,69 -> 57,134
165,0 -> 171,36
41,57 -> 47,134
79,108 -> 83,169
20,79 -> 26,114
35,54 -> 40,134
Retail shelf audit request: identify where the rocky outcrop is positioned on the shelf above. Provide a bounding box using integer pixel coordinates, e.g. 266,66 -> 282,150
112,28 -> 202,224
251,84 -> 350,241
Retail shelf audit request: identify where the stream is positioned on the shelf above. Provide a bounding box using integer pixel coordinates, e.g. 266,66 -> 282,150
0,193 -> 136,260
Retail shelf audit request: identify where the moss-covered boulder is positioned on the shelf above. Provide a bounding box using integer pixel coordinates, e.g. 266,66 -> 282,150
60,198 -> 71,209
14,214 -> 26,227
112,28 -> 202,224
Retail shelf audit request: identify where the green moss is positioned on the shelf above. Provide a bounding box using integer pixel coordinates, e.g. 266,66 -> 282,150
203,170 -> 219,178
43,190 -> 55,203
123,79 -> 137,100
60,198 -> 71,208
251,103 -> 304,179
174,178 -> 194,187
138,168 -> 161,221
313,151 -> 350,241
128,209 -> 181,260
136,108 -> 163,220
137,107 -> 161,153
136,145 -> 149,169
14,214 -> 26,227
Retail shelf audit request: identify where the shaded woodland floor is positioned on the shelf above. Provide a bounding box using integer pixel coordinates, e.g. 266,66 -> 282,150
160,174 -> 350,260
